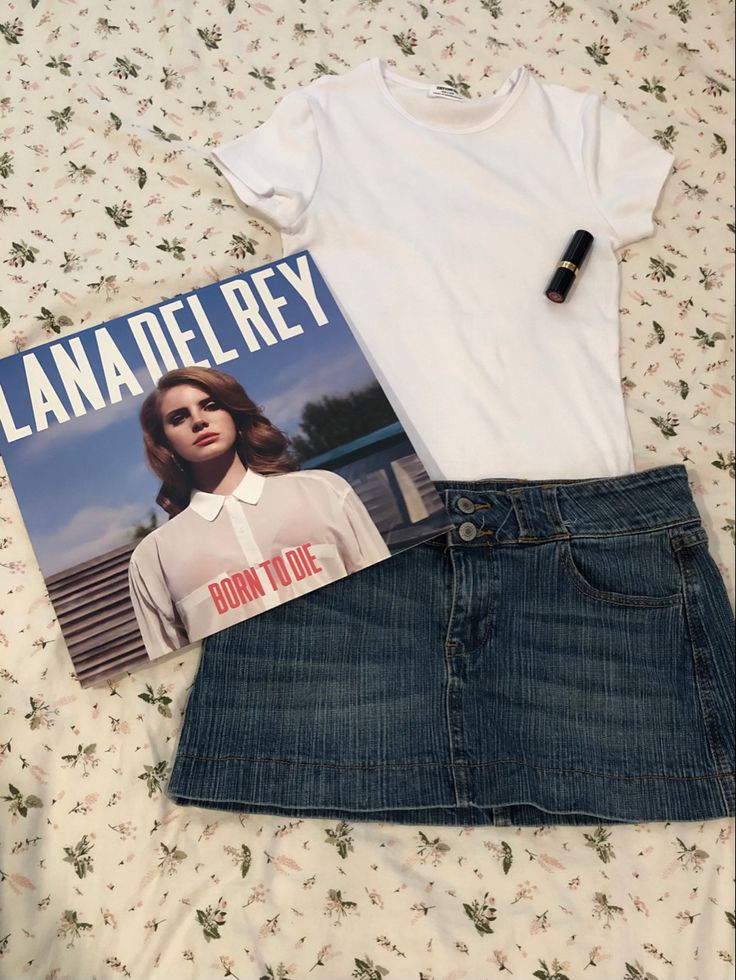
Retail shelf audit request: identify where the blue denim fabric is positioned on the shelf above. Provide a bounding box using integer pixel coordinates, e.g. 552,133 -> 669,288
167,464 -> 735,825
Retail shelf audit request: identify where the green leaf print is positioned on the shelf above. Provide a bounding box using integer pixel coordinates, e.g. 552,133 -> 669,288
585,37 -> 610,66
315,62 -> 338,78
392,30 -> 417,56
704,75 -> 729,97
24,696 -> 58,729
67,160 -> 96,182
416,830 -> 450,864
532,958 -> 571,980
156,237 -> 186,260
650,413 -> 679,438
324,820 -> 354,859
227,233 -> 257,259
712,451 -> 735,479
238,844 -> 251,878
35,307 -> 73,334
47,106 -> 74,133
57,909 -> 93,948
46,55 -> 72,76
668,0 -> 691,22
675,835 -> 710,870
151,124 -> 182,142
105,201 -> 133,228
325,888 -> 358,922
351,956 -> 389,980
648,256 -> 676,281
247,66 -> 276,89
138,684 -> 173,716
61,743 -> 98,774
157,841 -> 187,875
692,327 -> 726,348
698,266 -> 722,290
0,19 -> 23,44
653,124 -> 678,151
137,760 -> 170,797
442,74 -> 471,98
195,898 -> 227,941
2,783 -> 43,818
583,826 -> 615,863
548,1 -> 573,22
481,0 -> 503,17
197,26 -> 223,50
623,962 -> 659,980
110,56 -> 140,79
592,890 -> 625,927
62,834 -> 94,878
6,240 -> 39,267
462,891 -> 497,935
260,965 -> 295,980
639,76 -> 667,102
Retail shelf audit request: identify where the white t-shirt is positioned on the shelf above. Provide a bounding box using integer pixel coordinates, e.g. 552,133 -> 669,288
212,58 -> 674,481
128,468 -> 390,658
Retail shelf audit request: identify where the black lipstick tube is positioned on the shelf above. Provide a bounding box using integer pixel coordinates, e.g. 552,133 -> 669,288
545,230 -> 594,303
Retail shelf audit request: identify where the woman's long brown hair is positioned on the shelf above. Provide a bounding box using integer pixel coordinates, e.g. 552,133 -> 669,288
139,366 -> 297,518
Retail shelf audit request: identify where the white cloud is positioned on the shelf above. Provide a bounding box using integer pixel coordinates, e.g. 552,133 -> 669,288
34,501 -> 150,576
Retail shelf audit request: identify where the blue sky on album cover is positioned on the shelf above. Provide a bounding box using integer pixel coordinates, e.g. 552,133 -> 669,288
0,253 -> 377,575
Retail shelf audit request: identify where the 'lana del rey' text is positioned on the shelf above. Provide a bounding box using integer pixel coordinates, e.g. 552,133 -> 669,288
208,542 -> 323,615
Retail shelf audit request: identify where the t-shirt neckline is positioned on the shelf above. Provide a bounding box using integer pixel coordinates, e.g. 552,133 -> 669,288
370,57 -> 529,134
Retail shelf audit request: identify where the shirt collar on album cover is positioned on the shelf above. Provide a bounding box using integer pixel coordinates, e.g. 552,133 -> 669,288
188,468 -> 266,521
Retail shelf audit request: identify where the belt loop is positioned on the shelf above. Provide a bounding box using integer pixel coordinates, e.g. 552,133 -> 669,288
509,492 -> 531,539
510,485 -> 568,541
543,484 -> 569,537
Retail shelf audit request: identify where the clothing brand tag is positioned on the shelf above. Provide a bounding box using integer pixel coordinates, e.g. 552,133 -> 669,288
427,84 -> 465,101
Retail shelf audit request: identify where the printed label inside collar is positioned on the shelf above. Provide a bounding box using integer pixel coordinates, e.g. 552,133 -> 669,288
427,84 -> 465,101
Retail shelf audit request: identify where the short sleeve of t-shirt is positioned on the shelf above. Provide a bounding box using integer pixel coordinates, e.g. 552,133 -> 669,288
582,95 -> 674,248
211,90 -> 322,230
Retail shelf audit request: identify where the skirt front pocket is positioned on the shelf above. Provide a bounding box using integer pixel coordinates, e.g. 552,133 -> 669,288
558,524 -> 693,608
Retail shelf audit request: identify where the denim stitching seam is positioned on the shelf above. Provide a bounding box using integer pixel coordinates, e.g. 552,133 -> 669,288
174,751 -> 735,781
559,542 -> 683,608
676,544 -> 733,813
443,523 -> 462,806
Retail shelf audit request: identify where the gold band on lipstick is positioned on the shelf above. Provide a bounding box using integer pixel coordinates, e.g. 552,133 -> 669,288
558,260 -> 579,275
546,231 -> 593,303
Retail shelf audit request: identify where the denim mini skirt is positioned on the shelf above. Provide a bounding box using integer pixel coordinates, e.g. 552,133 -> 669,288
167,464 -> 735,825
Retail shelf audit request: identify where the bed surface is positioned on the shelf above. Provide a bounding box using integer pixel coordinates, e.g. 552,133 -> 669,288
0,1 -> 734,978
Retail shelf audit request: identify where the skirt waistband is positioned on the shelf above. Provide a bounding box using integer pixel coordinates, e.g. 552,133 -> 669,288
432,464 -> 701,544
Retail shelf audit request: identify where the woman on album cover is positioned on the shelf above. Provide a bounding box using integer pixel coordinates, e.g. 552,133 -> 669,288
128,366 -> 390,658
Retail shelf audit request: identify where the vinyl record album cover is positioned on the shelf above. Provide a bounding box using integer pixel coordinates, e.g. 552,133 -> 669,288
0,251 -> 451,686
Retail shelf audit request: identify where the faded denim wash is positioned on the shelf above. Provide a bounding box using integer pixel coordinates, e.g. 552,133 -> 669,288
167,464 -> 735,826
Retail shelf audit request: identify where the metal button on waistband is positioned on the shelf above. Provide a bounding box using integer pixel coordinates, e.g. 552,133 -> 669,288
457,496 -> 475,514
458,521 -> 477,541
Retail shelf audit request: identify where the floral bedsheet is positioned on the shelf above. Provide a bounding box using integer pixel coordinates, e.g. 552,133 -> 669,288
0,1 -> 734,978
